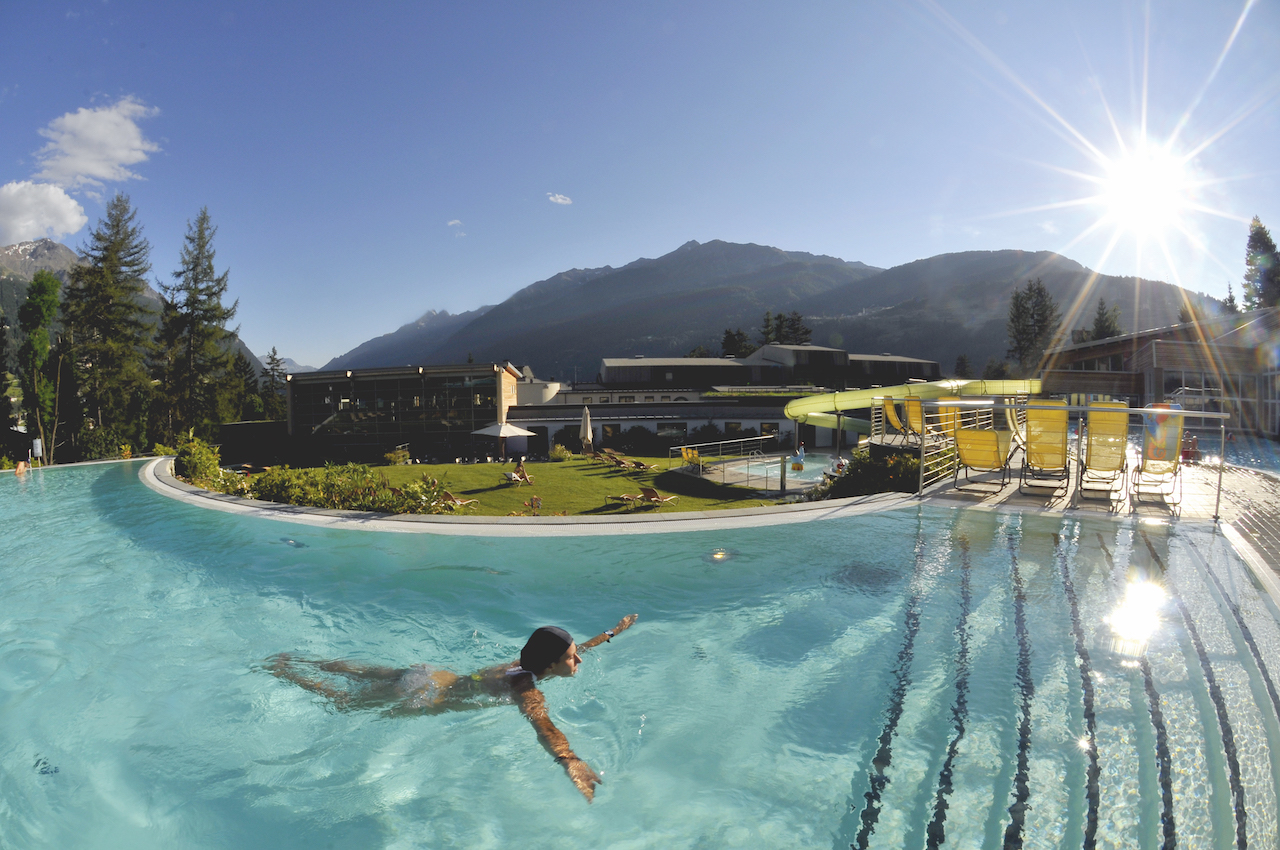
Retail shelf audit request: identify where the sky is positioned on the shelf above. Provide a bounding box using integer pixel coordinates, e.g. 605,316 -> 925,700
2,1 -> 1278,368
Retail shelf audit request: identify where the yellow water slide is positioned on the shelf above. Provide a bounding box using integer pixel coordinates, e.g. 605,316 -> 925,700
783,379 -> 1043,426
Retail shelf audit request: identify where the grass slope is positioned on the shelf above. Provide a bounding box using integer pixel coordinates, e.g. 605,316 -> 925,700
375,455 -> 773,516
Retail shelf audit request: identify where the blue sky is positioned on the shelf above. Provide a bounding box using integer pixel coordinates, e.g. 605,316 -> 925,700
2,1 -> 1278,367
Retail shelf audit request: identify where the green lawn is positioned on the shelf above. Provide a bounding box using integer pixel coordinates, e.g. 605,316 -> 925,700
374,455 -> 775,516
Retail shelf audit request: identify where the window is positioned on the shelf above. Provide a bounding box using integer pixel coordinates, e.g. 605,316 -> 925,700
602,423 -> 621,441
644,396 -> 654,402
581,397 -> 591,404
760,422 -> 779,437
665,372 -> 674,381
658,422 -> 687,439
660,395 -> 671,401
619,396 -> 635,403
725,421 -> 742,434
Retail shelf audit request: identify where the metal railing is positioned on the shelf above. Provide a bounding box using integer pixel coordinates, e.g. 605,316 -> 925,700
668,435 -> 783,469
903,399 -> 1231,519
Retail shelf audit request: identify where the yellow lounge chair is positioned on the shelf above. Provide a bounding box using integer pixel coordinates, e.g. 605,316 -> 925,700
934,396 -> 963,440
1019,400 -> 1070,493
639,487 -> 679,508
882,398 -> 915,445
681,447 -> 704,474
1078,402 -> 1129,500
904,397 -> 924,442
1131,404 -> 1183,506
953,428 -> 1013,489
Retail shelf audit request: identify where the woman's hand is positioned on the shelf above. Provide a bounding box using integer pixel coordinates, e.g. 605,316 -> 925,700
562,756 -> 602,801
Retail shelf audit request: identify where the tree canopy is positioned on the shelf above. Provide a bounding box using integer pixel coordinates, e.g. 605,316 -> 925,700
1090,297 -> 1122,341
1005,278 -> 1061,376
17,270 -> 62,461
1243,216 -> 1279,310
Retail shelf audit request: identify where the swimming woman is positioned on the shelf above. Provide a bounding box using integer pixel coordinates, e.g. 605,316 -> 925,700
269,614 -> 637,801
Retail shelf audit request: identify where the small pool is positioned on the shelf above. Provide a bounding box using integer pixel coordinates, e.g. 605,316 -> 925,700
718,451 -> 841,487
3,462 -> 1280,848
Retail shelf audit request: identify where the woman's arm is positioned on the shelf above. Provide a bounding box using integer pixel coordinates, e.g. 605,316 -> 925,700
579,614 -> 638,652
517,686 -> 602,801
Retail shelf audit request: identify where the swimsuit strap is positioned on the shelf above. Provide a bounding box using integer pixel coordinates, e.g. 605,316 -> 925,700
505,665 -> 538,682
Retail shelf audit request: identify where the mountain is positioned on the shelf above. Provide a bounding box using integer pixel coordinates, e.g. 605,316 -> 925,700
323,306 -> 496,371
324,240 -> 883,378
0,238 -> 80,279
279,357 -> 317,373
325,241 -> 1219,380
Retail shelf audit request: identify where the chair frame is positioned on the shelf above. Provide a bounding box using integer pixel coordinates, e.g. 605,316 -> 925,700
1018,400 -> 1071,495
1130,405 -> 1184,507
1077,402 -> 1129,502
952,427 -> 1012,490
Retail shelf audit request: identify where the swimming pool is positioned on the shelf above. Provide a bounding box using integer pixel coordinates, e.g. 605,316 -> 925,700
3,462 -> 1280,848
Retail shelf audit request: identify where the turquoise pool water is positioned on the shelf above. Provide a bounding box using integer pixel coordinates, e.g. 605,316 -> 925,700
3,462 -> 1280,848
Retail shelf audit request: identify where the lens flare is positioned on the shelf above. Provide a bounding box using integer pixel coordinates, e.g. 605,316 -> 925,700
1106,580 -> 1167,656
1100,145 -> 1192,239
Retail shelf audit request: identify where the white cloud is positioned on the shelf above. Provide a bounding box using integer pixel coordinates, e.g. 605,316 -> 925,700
34,96 -> 160,191
447,219 -> 462,227
1040,220 -> 1059,234
0,181 -> 88,245
546,193 -> 572,205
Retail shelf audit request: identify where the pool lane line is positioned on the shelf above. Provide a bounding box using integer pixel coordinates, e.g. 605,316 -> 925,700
1141,530 -> 1249,850
1184,541 -> 1280,729
1002,524 -> 1035,850
924,535 -> 973,850
1096,533 -> 1176,850
852,527 -> 928,850
1052,532 -> 1100,850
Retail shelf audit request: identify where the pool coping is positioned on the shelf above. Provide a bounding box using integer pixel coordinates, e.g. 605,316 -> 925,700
138,457 -> 917,536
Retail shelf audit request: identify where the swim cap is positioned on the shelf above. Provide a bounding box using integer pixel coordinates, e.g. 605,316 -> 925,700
520,626 -> 573,675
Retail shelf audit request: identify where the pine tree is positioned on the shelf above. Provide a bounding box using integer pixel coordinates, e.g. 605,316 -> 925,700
0,309 -> 16,439
231,351 -> 262,420
954,354 -> 972,378
1006,278 -> 1061,376
782,311 -> 812,344
758,311 -> 776,346
158,208 -> 238,438
262,347 -> 288,420
685,344 -> 712,358
17,270 -> 62,461
1243,217 -> 1280,310
1223,282 -> 1239,315
721,328 -> 756,357
62,193 -> 155,455
1090,297 -> 1122,341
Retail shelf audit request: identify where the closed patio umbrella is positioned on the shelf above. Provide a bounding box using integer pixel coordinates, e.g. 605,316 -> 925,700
579,406 -> 593,454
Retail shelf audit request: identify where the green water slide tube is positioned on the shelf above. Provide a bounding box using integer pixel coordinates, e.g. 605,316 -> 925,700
783,379 -> 1043,423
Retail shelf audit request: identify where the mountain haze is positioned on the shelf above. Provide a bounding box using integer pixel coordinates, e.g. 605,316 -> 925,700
324,240 -> 1218,381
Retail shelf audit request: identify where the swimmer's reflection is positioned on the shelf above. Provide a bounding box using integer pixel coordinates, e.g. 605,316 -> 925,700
268,614 -> 637,801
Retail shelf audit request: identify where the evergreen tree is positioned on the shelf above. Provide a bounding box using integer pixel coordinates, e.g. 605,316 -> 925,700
1090,297 -> 1122,340
17,271 -> 62,461
1243,216 -> 1280,309
262,347 -> 287,420
0,310 -> 15,438
982,358 -> 1012,380
758,311 -> 776,346
721,328 -> 756,358
61,193 -> 155,454
1177,303 -> 1199,325
158,208 -> 238,438
1005,278 -> 1061,375
685,344 -> 712,358
954,354 -> 972,378
1223,282 -> 1239,315
231,350 -> 263,420
782,311 -> 812,344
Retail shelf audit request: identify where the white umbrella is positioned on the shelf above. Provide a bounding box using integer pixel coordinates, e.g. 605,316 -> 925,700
471,422 -> 536,438
472,421 -> 536,460
579,406 -> 593,453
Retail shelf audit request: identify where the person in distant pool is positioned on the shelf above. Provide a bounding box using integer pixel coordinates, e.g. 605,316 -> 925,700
269,614 -> 637,801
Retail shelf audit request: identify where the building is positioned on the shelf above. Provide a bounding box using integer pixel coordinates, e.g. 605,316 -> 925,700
286,363 -> 522,460
1041,307 -> 1279,435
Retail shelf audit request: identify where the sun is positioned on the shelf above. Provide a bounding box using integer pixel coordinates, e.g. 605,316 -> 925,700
1098,144 -> 1193,240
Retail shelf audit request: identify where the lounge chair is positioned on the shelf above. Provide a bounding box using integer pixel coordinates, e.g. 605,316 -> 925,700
1131,404 -> 1183,506
1019,400 -> 1070,494
953,428 -> 1013,490
501,471 -> 526,486
882,398 -> 915,446
607,455 -> 631,470
605,494 -> 641,508
904,397 -> 924,442
681,447 -> 705,474
628,459 -> 658,470
442,490 -> 478,508
639,487 -> 679,508
1078,402 -> 1129,501
933,396 -> 963,441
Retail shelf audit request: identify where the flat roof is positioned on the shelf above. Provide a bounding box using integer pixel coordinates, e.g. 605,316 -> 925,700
600,357 -> 745,367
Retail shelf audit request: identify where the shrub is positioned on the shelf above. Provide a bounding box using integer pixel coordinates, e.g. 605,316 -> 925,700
119,444 -> 133,460
0,456 -> 13,470
240,464 -> 451,514
175,436 -> 222,483
152,441 -> 178,456
549,444 -> 573,462
384,448 -> 410,466
806,451 -> 920,500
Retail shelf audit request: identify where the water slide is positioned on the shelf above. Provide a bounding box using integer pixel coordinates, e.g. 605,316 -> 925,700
783,379 -> 1043,427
